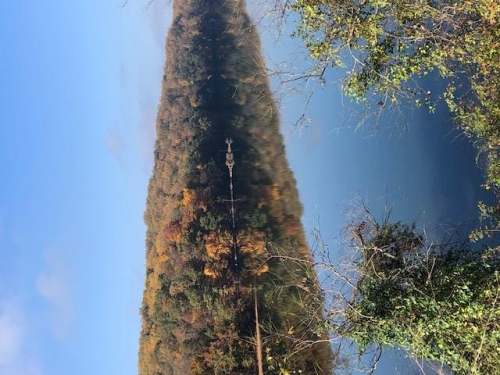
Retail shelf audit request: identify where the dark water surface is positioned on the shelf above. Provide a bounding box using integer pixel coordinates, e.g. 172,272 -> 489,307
250,7 -> 491,370
282,76 -> 493,374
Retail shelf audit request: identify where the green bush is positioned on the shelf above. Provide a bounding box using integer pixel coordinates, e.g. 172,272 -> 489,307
334,220 -> 500,374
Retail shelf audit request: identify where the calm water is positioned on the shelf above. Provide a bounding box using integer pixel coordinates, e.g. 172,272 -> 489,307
283,74 -> 492,374
251,7 -> 490,371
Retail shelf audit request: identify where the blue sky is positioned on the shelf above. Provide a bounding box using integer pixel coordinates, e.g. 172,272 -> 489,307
0,1 -> 170,374
0,1 -> 492,375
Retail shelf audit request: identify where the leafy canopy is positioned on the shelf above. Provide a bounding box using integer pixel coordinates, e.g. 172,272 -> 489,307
288,0 -> 500,251
334,219 -> 500,375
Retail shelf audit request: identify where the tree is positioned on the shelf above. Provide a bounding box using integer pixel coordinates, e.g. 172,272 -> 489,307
265,204 -> 500,374
269,0 -> 500,249
330,212 -> 500,375
263,0 -> 499,193
285,0 -> 499,111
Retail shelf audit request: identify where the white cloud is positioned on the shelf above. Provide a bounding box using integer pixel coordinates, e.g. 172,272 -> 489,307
147,0 -> 171,49
106,128 -> 127,164
0,300 -> 42,375
36,249 -> 74,341
0,301 -> 23,365
137,101 -> 156,173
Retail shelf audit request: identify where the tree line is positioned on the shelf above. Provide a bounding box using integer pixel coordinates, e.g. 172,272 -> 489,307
139,0 -> 332,373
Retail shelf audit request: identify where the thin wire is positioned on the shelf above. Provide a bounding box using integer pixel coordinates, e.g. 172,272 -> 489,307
226,138 -> 240,299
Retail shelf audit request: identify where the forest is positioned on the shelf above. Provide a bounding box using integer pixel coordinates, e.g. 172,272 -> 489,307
138,0 -> 332,373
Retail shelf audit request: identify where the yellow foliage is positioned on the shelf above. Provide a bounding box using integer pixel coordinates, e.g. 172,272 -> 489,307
203,266 -> 219,278
143,271 -> 160,309
158,252 -> 169,262
270,183 -> 281,201
165,222 -> 182,242
241,76 -> 255,84
178,79 -> 192,87
480,0 -> 499,24
181,188 -> 194,206
239,231 -> 266,255
256,263 -> 269,275
154,236 -> 170,263
189,97 -> 199,108
205,243 -> 219,258
205,242 -> 230,258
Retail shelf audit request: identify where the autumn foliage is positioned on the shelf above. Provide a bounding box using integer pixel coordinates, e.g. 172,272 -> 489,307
138,0 -> 332,373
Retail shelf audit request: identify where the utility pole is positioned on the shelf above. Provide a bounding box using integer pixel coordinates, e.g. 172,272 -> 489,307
226,138 -> 240,298
254,287 -> 264,375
